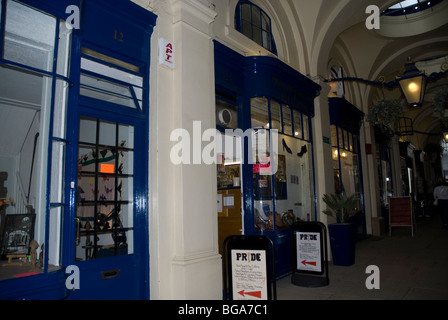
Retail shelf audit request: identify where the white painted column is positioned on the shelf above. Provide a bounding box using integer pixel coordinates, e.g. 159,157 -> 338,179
148,0 -> 221,299
311,77 -> 334,226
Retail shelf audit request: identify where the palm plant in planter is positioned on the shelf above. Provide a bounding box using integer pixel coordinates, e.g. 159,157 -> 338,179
322,193 -> 360,266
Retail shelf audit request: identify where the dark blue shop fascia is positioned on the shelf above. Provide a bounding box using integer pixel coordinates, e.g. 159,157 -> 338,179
328,97 -> 364,134
214,41 -> 321,114
82,0 -> 155,63
244,56 -> 320,115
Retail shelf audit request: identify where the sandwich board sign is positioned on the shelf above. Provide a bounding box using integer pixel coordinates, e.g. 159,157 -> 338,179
223,235 -> 276,300
291,221 -> 329,287
231,249 -> 267,300
295,231 -> 323,274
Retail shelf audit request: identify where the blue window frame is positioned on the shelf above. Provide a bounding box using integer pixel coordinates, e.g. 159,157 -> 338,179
0,0 -> 79,295
235,0 -> 277,55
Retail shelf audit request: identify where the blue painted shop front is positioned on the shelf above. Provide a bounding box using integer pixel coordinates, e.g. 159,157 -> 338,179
0,0 -> 156,299
215,42 -> 321,278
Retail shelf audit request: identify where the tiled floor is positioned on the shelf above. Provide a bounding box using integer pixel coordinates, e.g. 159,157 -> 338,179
277,214 -> 448,300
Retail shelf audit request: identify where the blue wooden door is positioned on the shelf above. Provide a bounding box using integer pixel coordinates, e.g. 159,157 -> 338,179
67,109 -> 148,300
64,47 -> 150,299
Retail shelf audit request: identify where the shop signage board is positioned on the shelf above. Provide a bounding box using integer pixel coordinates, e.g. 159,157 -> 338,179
389,196 -> 414,236
291,222 -> 329,287
295,231 -> 322,274
222,235 -> 276,300
231,249 -> 267,300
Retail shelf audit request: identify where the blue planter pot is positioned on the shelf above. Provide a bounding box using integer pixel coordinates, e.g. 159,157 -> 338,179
328,223 -> 356,266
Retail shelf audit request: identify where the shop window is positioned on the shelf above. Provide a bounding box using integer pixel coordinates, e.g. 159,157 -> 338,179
331,125 -> 361,197
270,100 -> 281,131
293,110 -> 302,139
250,98 -> 314,232
235,1 -> 277,55
3,0 -> 56,72
0,0 -> 71,278
282,105 -> 292,136
251,97 -> 270,129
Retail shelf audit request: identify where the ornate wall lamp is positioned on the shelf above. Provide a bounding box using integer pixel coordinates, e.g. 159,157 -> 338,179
326,57 -> 447,108
397,58 -> 427,107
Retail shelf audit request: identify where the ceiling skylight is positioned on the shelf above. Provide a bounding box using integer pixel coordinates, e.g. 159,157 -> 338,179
382,0 -> 443,16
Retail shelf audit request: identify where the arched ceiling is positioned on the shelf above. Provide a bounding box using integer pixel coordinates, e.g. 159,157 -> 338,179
137,0 -> 448,150
312,0 -> 448,151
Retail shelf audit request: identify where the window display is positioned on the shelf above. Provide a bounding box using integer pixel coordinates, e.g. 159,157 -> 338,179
0,0 -> 71,279
250,98 -> 314,232
331,125 -> 361,196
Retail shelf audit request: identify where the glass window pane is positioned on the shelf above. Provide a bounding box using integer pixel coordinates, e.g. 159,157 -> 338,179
251,97 -> 269,129
241,3 -> 251,21
79,118 -> 97,144
275,135 -> 314,226
80,58 -> 143,109
293,110 -> 302,139
0,66 -> 52,275
252,5 -> 261,27
282,105 -> 292,136
242,20 -> 252,38
80,74 -> 138,108
270,100 -> 281,131
99,121 -> 116,147
4,0 -> 56,72
348,132 -> 354,152
119,124 -> 134,150
338,127 -> 344,148
262,30 -> 271,51
81,58 -> 143,87
343,130 -> 348,149
261,12 -> 269,30
303,114 -> 310,141
253,27 -> 262,46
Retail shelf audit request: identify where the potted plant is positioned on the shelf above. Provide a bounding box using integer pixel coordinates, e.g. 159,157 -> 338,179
432,88 -> 448,127
322,193 -> 360,266
367,98 -> 404,138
